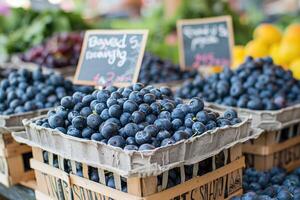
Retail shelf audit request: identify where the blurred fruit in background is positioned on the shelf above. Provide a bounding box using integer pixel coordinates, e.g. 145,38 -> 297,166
233,23 -> 300,78
20,32 -> 83,68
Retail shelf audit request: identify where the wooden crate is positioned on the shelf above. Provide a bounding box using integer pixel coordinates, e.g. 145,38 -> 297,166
0,131 -> 34,187
243,122 -> 300,171
31,144 -> 244,200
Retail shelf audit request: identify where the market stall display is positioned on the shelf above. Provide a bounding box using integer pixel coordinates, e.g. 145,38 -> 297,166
0,67 -> 93,187
176,57 -> 300,171
12,83 -> 258,199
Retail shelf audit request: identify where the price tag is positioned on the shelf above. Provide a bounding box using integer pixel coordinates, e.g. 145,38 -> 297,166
74,30 -> 148,87
177,16 -> 234,70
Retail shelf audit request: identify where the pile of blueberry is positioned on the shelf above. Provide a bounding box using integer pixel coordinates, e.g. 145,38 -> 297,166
138,53 -> 197,84
232,167 -> 300,200
176,57 -> 300,110
0,68 -> 93,115
36,83 -> 242,151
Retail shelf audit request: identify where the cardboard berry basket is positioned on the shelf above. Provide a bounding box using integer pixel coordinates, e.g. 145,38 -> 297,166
31,143 -> 244,200
13,114 -> 259,178
205,102 -> 300,171
10,55 -> 76,78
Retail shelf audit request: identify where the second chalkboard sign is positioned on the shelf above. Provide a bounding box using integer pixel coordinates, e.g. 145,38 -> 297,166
74,30 -> 148,87
177,16 -> 234,70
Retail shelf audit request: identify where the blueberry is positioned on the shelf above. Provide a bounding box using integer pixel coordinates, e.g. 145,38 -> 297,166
97,90 -> 110,103
139,103 -> 152,115
143,93 -> 156,104
160,87 -> 172,96
161,138 -> 175,147
184,118 -> 194,128
230,84 -> 244,97
108,136 -> 126,148
196,111 -> 209,124
124,145 -> 138,151
71,116 -> 86,130
163,102 -> 175,112
172,119 -> 183,130
82,127 -> 94,139
131,111 -> 145,124
94,103 -> 106,114
154,119 -> 172,131
49,114 -> 64,128
129,91 -> 143,103
87,114 -> 101,129
120,112 -> 131,126
67,127 -> 82,138
159,111 -> 171,120
192,122 -> 206,135
124,123 -> 139,137
217,119 -> 231,127
80,107 -> 92,117
231,118 -> 242,125
247,99 -> 263,110
156,130 -> 171,141
126,137 -> 137,145
55,127 -> 66,134
277,189 -> 293,200
108,104 -> 122,118
100,109 -> 110,120
144,125 -> 159,137
151,137 -> 160,147
223,109 -> 238,120
91,133 -> 104,141
123,100 -> 138,113
150,102 -> 161,115
146,114 -> 157,124
135,131 -> 152,145
205,121 -> 217,130
189,98 -> 204,114
132,83 -> 144,91
82,94 -> 95,106
172,130 -> 189,142
101,123 -> 118,139
61,96 -> 74,109
171,108 -> 185,120
139,144 -> 155,151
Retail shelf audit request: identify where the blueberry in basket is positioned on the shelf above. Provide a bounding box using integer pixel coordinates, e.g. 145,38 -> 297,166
37,83 -> 242,151
0,67 -> 93,115
176,56 -> 300,110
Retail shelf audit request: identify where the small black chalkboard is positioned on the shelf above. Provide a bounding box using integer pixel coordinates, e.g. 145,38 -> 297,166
74,30 -> 148,87
177,16 -> 234,70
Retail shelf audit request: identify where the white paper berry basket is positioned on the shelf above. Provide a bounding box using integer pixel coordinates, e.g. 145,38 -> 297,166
0,109 -> 49,133
12,114 -> 261,178
204,102 -> 300,131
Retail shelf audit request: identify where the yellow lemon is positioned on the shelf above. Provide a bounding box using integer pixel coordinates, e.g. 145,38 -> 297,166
283,23 -> 300,43
245,39 -> 269,58
289,58 -> 300,79
233,45 -> 245,60
278,41 -> 300,64
253,23 -> 282,45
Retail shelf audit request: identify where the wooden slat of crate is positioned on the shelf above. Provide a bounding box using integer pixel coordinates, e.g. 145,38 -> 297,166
243,126 -> 300,171
69,157 -> 244,200
0,132 -> 34,187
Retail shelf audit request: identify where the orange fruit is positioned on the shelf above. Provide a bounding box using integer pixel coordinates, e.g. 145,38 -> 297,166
283,23 -> 300,43
253,24 -> 282,45
289,58 -> 300,79
245,39 -> 269,58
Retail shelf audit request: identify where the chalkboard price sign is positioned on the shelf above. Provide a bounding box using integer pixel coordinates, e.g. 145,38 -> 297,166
74,30 -> 148,86
177,16 -> 234,70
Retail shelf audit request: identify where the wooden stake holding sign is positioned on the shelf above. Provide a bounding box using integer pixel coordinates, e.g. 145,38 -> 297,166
177,16 -> 234,71
74,30 -> 148,87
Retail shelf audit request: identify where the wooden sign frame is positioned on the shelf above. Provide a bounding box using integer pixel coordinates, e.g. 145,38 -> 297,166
177,15 -> 234,70
73,30 -> 148,87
